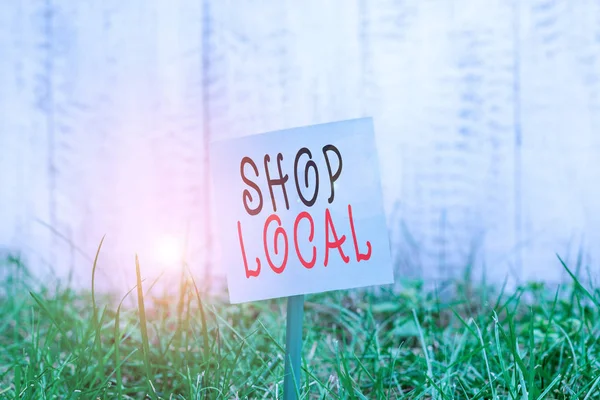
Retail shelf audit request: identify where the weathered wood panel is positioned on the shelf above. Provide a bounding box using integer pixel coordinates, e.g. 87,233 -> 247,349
1,0 -> 599,293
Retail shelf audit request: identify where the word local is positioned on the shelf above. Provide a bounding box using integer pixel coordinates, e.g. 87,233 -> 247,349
236,144 -> 372,278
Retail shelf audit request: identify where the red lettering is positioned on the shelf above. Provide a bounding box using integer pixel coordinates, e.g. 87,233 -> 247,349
324,208 -> 350,266
293,211 -> 317,269
263,214 -> 289,274
238,221 -> 261,278
348,204 -> 372,262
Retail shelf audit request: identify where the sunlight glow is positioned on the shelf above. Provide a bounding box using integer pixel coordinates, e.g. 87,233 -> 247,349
155,235 -> 184,266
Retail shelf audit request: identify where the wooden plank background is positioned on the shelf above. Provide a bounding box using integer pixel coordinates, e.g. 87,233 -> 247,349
1,0 -> 599,293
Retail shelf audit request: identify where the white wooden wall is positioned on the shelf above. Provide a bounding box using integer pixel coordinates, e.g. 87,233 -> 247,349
1,0 -> 599,293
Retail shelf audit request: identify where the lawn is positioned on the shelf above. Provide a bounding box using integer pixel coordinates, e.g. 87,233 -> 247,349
1,252 -> 599,399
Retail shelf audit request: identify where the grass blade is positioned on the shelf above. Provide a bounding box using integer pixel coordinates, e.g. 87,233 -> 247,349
135,255 -> 155,399
114,284 -> 138,400
474,320 -> 497,400
558,254 -> 600,308
583,375 -> 600,400
188,266 -> 210,364
535,374 -> 561,400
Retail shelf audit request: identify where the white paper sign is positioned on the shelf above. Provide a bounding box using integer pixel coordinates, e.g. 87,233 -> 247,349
210,118 -> 394,303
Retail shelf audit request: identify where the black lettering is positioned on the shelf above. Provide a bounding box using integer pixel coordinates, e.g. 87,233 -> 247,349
264,153 -> 290,212
294,147 -> 319,207
322,144 -> 343,204
240,156 -> 263,216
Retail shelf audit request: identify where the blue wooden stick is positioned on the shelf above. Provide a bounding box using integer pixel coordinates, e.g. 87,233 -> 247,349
284,294 -> 304,399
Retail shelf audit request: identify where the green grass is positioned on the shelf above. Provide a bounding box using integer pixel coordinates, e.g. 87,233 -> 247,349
1,253 -> 600,399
